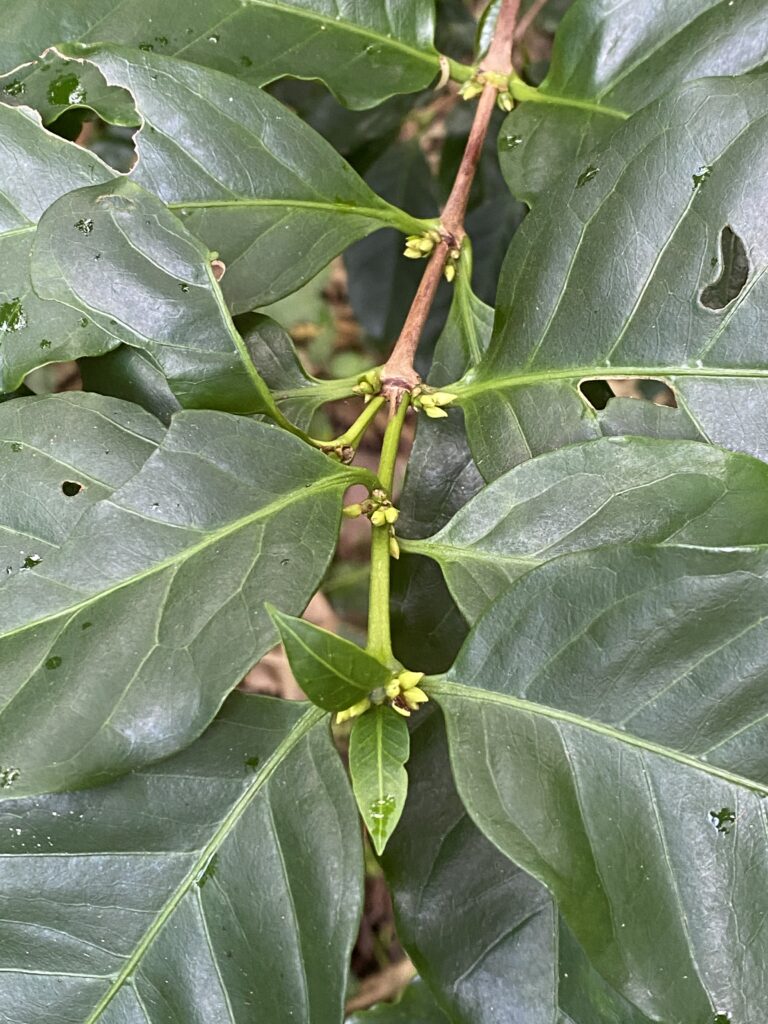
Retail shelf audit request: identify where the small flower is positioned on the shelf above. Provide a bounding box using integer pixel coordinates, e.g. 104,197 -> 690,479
336,697 -> 371,724
386,669 -> 428,716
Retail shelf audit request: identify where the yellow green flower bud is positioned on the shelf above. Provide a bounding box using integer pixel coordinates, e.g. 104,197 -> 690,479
398,670 -> 425,691
335,697 -> 371,724
497,92 -> 514,112
384,505 -> 399,525
385,679 -> 401,700
431,392 -> 456,407
389,535 -> 400,559
416,236 -> 435,253
402,686 -> 429,711
370,508 -> 387,527
425,405 -> 449,418
419,394 -> 436,408
404,246 -> 424,260
444,263 -> 456,283
342,503 -> 363,518
391,703 -> 411,717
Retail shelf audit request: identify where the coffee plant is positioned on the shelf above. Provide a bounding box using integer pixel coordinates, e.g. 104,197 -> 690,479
0,0 -> 766,1019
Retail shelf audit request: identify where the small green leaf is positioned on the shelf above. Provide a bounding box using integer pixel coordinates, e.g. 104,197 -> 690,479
269,608 -> 391,711
349,704 -> 410,855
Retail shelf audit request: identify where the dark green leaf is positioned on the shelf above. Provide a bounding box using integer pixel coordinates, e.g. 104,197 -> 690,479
432,546 -> 768,1021
0,411 -> 365,795
406,437 -> 768,621
79,346 -> 181,425
0,693 -> 363,1022
54,46 -> 434,311
500,0 -> 768,202
270,608 -> 390,712
349,704 -> 409,854
458,77 -> 768,479
0,0 -> 441,109
0,102 -> 114,393
31,178 -> 281,417
239,314 -> 359,432
0,392 -> 162,576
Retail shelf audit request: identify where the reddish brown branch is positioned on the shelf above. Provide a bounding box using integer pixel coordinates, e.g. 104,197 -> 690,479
380,0 -> 521,402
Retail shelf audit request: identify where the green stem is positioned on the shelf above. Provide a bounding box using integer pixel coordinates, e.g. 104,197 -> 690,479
308,396 -> 385,451
366,396 -> 410,666
510,78 -> 629,121
447,57 -> 475,84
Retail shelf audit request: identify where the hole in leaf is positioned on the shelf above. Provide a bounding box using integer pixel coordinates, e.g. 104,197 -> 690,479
700,226 -> 749,310
578,378 -> 677,411
61,481 -> 83,497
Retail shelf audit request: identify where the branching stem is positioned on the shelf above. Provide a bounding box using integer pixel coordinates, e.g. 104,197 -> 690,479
380,0 -> 521,400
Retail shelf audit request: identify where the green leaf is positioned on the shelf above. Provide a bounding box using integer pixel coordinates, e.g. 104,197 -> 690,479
459,76 -> 768,480
0,102 -> 115,393
405,436 -> 768,622
239,313 -> 359,432
348,978 -> 451,1022
52,45 -> 434,311
0,392 -> 163,576
1,0 -> 442,110
349,704 -> 409,854
270,608 -> 390,712
0,692 -> 363,1022
0,410 -> 365,796
30,177 -> 282,418
500,0 -> 768,202
79,346 -> 181,425
382,710 -> 559,1024
431,545 -> 768,1021
382,710 -> 654,1024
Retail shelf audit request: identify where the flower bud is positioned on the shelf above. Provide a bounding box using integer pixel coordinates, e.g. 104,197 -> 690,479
444,263 -> 456,283
425,405 -> 449,418
342,503 -> 363,518
384,505 -> 399,525
398,670 -> 425,691
370,508 -> 387,527
335,697 -> 371,724
389,536 -> 400,559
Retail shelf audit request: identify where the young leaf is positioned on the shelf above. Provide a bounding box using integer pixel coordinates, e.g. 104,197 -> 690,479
501,0 -> 768,202
432,546 -> 768,1022
405,437 -> 768,622
0,103 -> 115,392
2,0 -> 442,110
349,704 -> 410,855
0,693 -> 363,1022
53,46 -> 435,311
31,178 -> 282,418
270,608 -> 390,712
458,75 -> 768,479
0,411 -> 367,796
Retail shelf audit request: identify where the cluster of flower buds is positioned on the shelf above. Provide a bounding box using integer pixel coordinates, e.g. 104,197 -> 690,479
385,670 -> 429,718
352,368 -> 381,403
343,489 -> 401,558
412,386 -> 457,420
459,69 -> 514,112
334,670 -> 429,724
403,229 -> 442,261
444,246 -> 461,283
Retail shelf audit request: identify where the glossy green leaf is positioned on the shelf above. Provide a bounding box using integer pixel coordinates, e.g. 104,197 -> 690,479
54,46 -> 432,311
431,546 -> 768,1021
382,710 -> 653,1024
270,608 -> 390,712
0,692 -> 363,1022
348,978 -> 451,1022
0,0 -> 441,110
405,436 -> 768,622
79,346 -> 181,425
500,0 -> 768,202
0,410 -> 365,796
0,392 -> 163,576
31,177 -> 283,418
458,76 -> 768,480
0,102 -> 115,392
349,704 -> 409,854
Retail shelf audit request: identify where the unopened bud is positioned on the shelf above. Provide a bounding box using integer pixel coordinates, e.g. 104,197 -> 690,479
343,503 -> 363,519
444,263 -> 456,283
389,535 -> 400,559
336,697 -> 371,724
425,405 -> 449,418
404,246 -> 424,260
431,392 -> 456,408
497,92 -> 514,112
384,505 -> 399,525
371,508 -> 387,527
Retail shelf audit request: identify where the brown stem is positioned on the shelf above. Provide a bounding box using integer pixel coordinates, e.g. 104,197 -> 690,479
514,0 -> 549,41
380,0 -> 520,403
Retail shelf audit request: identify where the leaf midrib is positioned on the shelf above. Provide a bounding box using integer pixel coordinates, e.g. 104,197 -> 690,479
84,704 -> 325,1023
173,0 -> 440,72
0,471 -> 352,642
456,364 -> 768,400
430,680 -> 768,796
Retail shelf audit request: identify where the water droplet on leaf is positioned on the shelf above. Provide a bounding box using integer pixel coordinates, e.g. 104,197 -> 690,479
74,218 -> 94,235
692,166 -> 711,190
244,755 -> 260,772
10,442 -> 22,452
709,807 -> 736,835
22,554 -> 42,569
368,795 -> 396,822
0,766 -> 20,789
39,339 -> 51,349
45,656 -> 62,671
501,134 -> 523,151
2,79 -> 25,97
